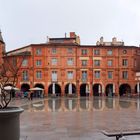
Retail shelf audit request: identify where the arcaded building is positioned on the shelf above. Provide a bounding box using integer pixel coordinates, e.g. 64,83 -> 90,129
1,32 -> 140,97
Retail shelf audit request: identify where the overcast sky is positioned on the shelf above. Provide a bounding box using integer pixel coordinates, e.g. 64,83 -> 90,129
0,0 -> 140,51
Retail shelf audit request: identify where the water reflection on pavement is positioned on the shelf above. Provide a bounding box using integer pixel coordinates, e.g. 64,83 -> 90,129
22,97 -> 138,112
20,97 -> 140,140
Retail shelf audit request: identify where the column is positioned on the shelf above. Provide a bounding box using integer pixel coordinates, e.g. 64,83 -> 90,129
137,82 -> 140,95
52,83 -> 55,94
99,84 -> 101,96
113,84 -> 115,95
68,83 -> 72,94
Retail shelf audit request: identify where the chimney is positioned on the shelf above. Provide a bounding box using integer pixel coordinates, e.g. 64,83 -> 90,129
70,32 -> 76,38
65,33 -> 67,38
100,37 -> 104,45
96,41 -> 100,46
46,36 -> 49,43
112,37 -> 117,44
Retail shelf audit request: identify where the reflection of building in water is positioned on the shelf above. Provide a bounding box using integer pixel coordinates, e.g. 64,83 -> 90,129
79,98 -> 92,111
65,99 -> 77,111
22,97 -> 138,112
93,97 -> 102,110
48,99 -> 62,112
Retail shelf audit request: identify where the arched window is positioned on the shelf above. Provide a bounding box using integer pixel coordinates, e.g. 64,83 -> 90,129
22,70 -> 28,81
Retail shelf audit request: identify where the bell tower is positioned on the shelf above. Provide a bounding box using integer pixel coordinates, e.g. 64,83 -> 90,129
0,30 -> 6,64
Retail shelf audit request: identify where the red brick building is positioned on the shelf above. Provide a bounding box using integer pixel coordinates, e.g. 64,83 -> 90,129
1,32 -> 140,97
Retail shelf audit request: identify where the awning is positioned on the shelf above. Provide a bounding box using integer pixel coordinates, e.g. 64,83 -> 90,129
29,87 -> 44,91
4,86 -> 20,91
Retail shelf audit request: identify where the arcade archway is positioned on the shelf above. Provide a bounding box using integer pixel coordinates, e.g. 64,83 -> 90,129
34,83 -> 44,89
80,83 -> 89,96
34,83 -> 45,97
135,83 -> 140,94
93,84 -> 102,96
21,83 -> 30,92
48,83 -> 61,96
105,84 -> 113,96
65,83 -> 76,95
21,83 -> 30,97
119,84 -> 131,96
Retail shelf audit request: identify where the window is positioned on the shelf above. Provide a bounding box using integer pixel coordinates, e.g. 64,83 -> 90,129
122,71 -> 128,79
108,71 -> 113,79
82,71 -> 87,80
67,58 -> 74,65
52,71 -> 57,81
22,59 -> 28,66
94,49 -> 100,55
52,48 -> 57,54
107,50 -> 113,55
81,49 -> 87,55
107,60 -> 113,66
36,48 -> 42,55
95,71 -> 100,78
122,59 -> 128,66
51,58 -> 57,65
67,71 -> 73,79
67,48 -> 73,53
22,70 -> 28,81
123,50 -> 127,54
36,71 -> 42,79
36,60 -> 42,66
94,60 -> 100,66
82,60 -> 87,66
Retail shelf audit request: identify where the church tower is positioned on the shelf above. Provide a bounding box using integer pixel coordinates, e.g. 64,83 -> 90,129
0,30 -> 6,64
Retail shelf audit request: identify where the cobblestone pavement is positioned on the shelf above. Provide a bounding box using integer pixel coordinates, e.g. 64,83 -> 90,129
11,97 -> 140,140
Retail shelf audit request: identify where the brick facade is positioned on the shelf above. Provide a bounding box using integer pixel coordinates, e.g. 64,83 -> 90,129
2,32 -> 140,97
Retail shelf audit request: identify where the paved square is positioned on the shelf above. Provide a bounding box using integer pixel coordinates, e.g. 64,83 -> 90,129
10,97 -> 140,140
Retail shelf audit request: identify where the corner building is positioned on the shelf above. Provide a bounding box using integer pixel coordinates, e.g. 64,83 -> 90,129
4,32 -> 140,97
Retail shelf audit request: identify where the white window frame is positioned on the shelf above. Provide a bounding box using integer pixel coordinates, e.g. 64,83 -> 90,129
67,58 -> 74,66
36,71 -> 42,79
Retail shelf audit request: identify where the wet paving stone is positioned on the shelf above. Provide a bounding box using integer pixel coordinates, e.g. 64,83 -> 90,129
17,97 -> 140,139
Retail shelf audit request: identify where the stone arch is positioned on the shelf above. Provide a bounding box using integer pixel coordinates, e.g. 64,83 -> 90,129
65,83 -> 76,95
34,83 -> 45,98
34,83 -> 44,89
48,83 -> 61,96
80,83 -> 89,97
21,83 -> 30,97
93,83 -> 102,96
135,83 -> 140,94
105,84 -> 113,96
119,84 -> 131,96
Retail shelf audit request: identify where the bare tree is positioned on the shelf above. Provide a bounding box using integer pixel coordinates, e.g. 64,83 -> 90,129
0,52 -> 27,109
